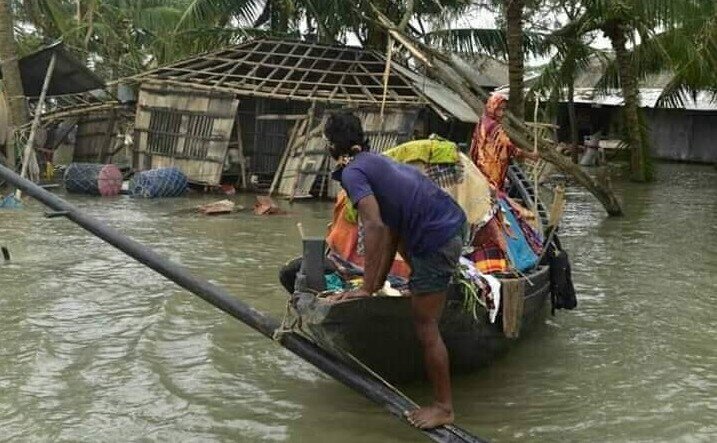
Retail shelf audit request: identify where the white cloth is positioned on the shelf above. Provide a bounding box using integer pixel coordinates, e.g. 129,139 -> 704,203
459,257 -> 502,323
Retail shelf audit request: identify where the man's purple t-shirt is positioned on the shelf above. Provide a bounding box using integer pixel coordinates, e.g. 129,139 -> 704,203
336,152 -> 466,257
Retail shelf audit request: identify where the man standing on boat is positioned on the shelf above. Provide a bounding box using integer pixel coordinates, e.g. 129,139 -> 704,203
324,112 -> 466,429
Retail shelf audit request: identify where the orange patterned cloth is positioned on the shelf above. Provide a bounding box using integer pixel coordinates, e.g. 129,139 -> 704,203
469,93 -> 519,189
326,190 -> 410,279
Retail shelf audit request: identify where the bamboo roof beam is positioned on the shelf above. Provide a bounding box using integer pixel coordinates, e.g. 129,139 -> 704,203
327,54 -> 361,101
251,43 -> 305,93
270,44 -> 315,95
307,54 -> 352,99
355,63 -> 402,100
287,46 -> 334,97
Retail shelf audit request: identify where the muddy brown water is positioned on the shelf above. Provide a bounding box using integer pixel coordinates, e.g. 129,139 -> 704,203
0,163 -> 715,442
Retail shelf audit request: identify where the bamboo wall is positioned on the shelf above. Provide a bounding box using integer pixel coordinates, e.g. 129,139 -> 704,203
74,110 -> 120,163
133,82 -> 238,185
277,106 -> 420,198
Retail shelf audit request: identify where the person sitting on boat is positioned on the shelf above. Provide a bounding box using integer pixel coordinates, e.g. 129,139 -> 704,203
469,92 -> 539,190
324,111 -> 466,430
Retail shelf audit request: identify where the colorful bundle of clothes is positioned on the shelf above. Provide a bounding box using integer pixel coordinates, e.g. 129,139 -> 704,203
324,136 -> 543,324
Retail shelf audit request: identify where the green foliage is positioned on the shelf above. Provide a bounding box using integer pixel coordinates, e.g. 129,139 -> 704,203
424,27 -> 549,60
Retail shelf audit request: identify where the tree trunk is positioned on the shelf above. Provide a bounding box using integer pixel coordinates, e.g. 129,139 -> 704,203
605,22 -> 652,182
567,82 -> 579,163
505,0 -> 525,121
0,0 -> 28,169
366,0 -> 389,50
270,0 -> 290,34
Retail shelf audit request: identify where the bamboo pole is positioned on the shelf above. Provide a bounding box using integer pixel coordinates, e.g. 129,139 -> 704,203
0,163 -> 485,443
16,52 -> 56,199
532,93 -> 540,215
379,36 -> 393,125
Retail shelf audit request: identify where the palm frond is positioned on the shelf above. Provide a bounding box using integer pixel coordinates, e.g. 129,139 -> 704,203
424,28 -> 548,59
176,0 -> 265,30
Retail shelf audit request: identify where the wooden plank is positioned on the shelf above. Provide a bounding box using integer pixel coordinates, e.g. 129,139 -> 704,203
256,114 -> 309,121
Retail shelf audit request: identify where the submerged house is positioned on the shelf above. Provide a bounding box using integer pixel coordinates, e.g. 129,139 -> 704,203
130,37 -> 479,196
554,60 -> 717,164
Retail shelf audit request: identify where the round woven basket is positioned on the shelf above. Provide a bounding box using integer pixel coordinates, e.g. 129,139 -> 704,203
128,167 -> 187,198
64,163 -> 123,196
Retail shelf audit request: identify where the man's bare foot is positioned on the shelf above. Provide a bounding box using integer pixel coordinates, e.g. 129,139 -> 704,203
405,404 -> 454,429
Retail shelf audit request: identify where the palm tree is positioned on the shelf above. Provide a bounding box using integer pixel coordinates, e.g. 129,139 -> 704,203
0,0 -> 27,168
527,0 -> 703,182
557,0 -> 697,182
15,0 -> 191,78
176,0 -> 472,49
623,0 -> 717,107
505,0 -> 526,120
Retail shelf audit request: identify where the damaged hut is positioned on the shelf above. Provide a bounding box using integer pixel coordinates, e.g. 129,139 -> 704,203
130,37 -> 479,197
1,42 -> 130,170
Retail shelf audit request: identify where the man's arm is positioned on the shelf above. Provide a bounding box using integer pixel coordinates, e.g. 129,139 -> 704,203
356,195 -> 399,293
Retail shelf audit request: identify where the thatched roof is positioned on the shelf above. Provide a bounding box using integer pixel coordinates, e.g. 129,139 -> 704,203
134,38 -> 479,122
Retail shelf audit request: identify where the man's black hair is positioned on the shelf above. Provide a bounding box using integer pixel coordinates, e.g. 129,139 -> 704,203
323,112 -> 368,157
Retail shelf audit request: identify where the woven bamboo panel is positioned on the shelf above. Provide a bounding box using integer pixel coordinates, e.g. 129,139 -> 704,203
133,82 -> 238,185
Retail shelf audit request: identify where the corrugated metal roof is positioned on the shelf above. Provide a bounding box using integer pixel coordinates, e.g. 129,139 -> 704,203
572,88 -> 717,110
0,41 -> 105,96
391,63 -> 479,123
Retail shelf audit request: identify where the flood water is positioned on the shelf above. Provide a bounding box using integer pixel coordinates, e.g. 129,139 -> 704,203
0,163 -> 715,442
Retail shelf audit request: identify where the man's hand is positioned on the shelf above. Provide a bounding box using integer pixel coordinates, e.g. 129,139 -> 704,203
326,288 -> 371,302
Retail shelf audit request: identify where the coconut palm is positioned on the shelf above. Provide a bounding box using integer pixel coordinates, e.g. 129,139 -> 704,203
0,0 -> 27,167
176,0 -> 473,49
14,0 -> 192,78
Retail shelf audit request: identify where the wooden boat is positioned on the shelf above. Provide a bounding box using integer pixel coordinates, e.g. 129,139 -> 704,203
290,163 -> 559,382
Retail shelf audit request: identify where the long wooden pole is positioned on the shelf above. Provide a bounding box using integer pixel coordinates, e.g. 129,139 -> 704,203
0,163 -> 485,443
16,52 -> 56,198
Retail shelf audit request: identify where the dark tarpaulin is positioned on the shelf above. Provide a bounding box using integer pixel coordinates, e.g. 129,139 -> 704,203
0,41 -> 105,96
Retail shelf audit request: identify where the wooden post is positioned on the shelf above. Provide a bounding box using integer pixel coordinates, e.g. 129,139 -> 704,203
96,109 -> 116,163
16,52 -> 56,199
268,116 -> 306,197
290,102 -> 316,203
235,116 -> 247,190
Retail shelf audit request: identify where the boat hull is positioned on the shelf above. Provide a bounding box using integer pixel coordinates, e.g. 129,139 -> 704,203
293,265 -> 551,382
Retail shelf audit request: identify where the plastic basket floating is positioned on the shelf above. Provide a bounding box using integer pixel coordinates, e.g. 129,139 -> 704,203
129,167 -> 187,198
64,163 -> 123,196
